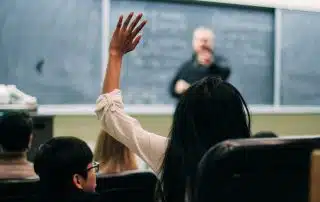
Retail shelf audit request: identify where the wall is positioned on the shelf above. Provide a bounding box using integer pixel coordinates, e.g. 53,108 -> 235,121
54,114 -> 320,143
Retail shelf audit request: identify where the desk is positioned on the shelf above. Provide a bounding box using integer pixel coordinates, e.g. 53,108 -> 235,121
28,115 -> 54,161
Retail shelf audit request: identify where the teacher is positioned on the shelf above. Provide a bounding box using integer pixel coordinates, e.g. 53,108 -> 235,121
169,27 -> 231,99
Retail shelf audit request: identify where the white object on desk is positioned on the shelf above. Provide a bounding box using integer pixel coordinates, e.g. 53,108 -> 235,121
6,85 -> 38,106
0,84 -> 38,110
0,84 -> 10,104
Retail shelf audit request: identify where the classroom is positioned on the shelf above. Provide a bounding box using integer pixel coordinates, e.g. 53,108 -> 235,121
0,0 -> 320,201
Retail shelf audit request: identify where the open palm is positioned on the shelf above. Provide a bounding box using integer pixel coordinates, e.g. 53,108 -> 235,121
109,12 -> 147,56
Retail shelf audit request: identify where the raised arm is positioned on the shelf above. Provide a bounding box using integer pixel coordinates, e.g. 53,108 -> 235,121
96,13 -> 167,173
103,13 -> 146,93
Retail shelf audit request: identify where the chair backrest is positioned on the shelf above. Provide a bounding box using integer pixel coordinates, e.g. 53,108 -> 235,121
96,170 -> 158,202
0,178 -> 40,202
194,136 -> 320,202
310,150 -> 320,202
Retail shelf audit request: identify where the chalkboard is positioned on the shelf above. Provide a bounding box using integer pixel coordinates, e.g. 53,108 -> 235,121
0,0 -> 102,104
110,0 -> 274,104
280,9 -> 320,105
0,2 -> 10,85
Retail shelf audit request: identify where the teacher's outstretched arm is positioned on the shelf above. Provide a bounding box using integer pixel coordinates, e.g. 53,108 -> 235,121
102,12 -> 147,93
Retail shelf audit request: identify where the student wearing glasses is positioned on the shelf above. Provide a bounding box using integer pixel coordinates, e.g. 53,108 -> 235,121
34,136 -> 101,202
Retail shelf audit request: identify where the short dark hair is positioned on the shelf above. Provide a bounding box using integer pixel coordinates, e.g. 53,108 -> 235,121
34,136 -> 93,191
0,111 -> 33,152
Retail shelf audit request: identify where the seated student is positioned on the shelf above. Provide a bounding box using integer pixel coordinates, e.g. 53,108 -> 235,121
95,13 -> 251,202
253,131 -> 278,138
0,111 -> 37,179
33,136 -> 101,202
93,130 -> 138,174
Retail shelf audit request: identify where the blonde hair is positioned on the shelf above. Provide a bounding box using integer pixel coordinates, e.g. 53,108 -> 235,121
93,130 -> 138,174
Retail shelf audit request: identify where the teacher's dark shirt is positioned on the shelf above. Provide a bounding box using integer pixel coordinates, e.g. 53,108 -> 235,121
169,54 -> 231,99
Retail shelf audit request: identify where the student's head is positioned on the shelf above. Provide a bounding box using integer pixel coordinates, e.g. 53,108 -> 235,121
0,111 -> 33,154
192,27 -> 215,54
34,137 -> 98,193
254,131 -> 278,138
156,76 -> 251,202
93,130 -> 137,174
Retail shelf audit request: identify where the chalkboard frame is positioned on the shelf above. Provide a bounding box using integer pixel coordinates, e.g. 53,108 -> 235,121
120,0 -> 274,12
273,8 -> 281,106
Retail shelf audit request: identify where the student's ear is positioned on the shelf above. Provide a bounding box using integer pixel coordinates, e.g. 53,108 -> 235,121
28,134 -> 33,149
72,174 -> 84,189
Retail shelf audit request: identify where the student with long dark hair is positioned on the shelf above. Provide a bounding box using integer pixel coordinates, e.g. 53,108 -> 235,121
95,12 -> 251,202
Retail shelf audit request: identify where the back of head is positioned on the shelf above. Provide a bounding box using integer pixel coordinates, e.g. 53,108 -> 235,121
94,130 -> 137,174
34,136 -> 93,193
172,76 -> 250,154
254,131 -> 278,138
0,111 -> 33,153
157,76 -> 251,202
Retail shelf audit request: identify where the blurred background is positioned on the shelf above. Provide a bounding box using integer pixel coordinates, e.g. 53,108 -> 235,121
1,0 -> 320,146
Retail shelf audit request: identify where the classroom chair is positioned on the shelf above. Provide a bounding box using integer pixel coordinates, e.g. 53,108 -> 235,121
194,136 -> 320,202
309,150 -> 320,202
96,170 -> 158,202
0,178 -> 39,202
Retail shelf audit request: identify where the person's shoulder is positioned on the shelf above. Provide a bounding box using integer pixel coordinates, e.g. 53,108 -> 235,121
173,57 -> 194,77
211,54 -> 231,80
180,57 -> 194,68
214,54 -> 231,73
214,54 -> 230,67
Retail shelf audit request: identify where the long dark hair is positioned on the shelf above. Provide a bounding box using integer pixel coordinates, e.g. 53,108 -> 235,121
155,76 -> 251,202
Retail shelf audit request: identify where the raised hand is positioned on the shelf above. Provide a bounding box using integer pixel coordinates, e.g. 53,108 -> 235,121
109,12 -> 147,56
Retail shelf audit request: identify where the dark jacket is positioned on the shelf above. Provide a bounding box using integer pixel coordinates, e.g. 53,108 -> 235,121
169,54 -> 231,99
36,189 -> 101,202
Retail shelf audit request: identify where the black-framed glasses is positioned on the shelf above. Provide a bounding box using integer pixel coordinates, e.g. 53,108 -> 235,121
87,161 -> 100,173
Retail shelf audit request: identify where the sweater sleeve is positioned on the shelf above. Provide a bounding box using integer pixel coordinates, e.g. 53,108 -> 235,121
95,90 -> 168,173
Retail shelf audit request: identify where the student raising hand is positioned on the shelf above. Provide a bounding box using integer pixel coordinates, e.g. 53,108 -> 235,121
109,12 -> 147,56
99,12 -> 166,174
97,12 -> 251,202
103,12 -> 147,93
